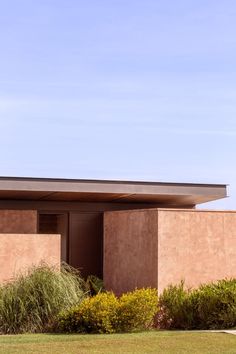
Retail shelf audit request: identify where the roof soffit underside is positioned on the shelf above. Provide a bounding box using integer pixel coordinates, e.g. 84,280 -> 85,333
0,177 -> 227,205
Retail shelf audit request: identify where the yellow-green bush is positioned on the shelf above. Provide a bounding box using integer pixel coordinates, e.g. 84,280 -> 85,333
59,292 -> 119,333
117,288 -> 158,332
58,288 -> 158,334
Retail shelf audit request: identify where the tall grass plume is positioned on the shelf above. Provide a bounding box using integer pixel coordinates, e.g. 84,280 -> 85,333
0,263 -> 86,334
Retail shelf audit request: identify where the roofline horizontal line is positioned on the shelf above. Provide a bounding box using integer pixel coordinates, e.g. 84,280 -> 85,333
0,176 -> 227,189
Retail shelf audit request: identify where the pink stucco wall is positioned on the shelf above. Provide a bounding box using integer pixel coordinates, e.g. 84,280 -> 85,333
104,210 -> 158,295
104,209 -> 236,294
158,209 -> 236,292
0,210 -> 37,233
0,234 -> 61,283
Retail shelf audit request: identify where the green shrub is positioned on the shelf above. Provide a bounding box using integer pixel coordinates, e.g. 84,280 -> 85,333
158,279 -> 236,330
59,292 -> 119,333
117,288 -> 158,332
195,279 -> 236,329
85,275 -> 105,296
0,264 -> 85,334
157,281 -> 198,329
58,288 -> 158,333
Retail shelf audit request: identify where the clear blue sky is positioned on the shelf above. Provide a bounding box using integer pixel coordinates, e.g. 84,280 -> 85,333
0,0 -> 235,209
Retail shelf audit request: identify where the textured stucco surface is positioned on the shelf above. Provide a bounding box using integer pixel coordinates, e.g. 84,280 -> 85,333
0,210 -> 37,233
158,210 -> 236,292
104,210 -> 158,295
0,233 -> 61,282
104,208 -> 236,294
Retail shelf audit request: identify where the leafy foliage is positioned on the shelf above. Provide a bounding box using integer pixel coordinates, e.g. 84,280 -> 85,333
58,288 -> 159,333
195,279 -> 236,329
59,292 -> 119,333
157,281 -> 198,329
85,275 -> 105,296
158,279 -> 236,329
117,288 -> 158,331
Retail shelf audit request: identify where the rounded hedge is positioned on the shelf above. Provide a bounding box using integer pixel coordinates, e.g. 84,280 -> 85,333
58,288 -> 158,333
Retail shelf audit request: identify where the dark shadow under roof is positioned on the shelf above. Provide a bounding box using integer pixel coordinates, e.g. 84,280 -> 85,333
0,177 -> 227,206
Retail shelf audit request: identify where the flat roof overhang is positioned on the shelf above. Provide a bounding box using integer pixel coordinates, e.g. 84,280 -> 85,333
0,177 -> 227,206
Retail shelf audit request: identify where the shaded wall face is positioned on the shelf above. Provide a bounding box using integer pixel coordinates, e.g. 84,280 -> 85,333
158,210 -> 236,292
104,210 -> 158,295
0,234 -> 61,282
69,212 -> 103,279
0,210 -> 37,233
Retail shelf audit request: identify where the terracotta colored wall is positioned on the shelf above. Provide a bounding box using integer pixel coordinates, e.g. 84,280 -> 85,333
104,210 -> 158,295
0,234 -> 61,282
104,208 -> 236,295
0,210 -> 37,233
158,209 -> 236,292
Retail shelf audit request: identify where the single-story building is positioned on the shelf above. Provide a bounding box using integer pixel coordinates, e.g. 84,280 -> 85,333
0,176 -> 235,293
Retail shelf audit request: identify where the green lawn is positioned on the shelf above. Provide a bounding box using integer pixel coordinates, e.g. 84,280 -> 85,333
0,331 -> 235,354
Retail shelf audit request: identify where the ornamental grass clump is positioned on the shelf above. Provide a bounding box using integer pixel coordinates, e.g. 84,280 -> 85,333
58,288 -> 159,333
0,264 -> 85,334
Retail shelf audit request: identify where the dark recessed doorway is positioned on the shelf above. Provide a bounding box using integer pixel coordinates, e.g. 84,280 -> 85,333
38,211 -> 103,279
69,212 -> 103,279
